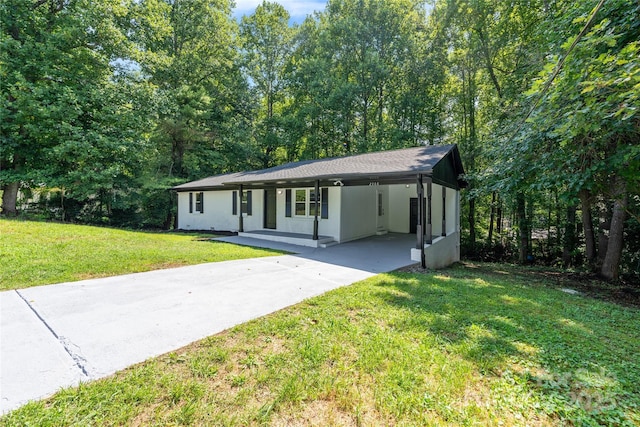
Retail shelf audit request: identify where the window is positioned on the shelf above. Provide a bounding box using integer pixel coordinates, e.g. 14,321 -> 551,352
190,192 -> 203,214
232,190 -> 251,215
242,190 -> 252,215
286,188 -> 328,218
309,189 -> 319,216
195,192 -> 204,213
295,189 -> 307,216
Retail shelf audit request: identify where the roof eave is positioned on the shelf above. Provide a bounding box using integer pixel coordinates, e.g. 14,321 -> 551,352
223,169 -> 435,186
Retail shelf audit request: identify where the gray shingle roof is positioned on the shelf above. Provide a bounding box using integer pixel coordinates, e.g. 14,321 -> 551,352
173,144 -> 463,190
172,172 -> 246,191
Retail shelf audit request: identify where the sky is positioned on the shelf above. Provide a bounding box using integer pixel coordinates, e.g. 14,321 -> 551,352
233,0 -> 327,24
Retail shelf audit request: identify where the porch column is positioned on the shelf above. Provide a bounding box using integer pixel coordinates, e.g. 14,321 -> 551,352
442,186 -> 447,236
426,177 -> 433,244
238,185 -> 244,232
416,174 -> 426,268
313,180 -> 319,240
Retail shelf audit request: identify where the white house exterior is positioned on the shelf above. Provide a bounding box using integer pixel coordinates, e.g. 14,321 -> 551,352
173,144 -> 466,268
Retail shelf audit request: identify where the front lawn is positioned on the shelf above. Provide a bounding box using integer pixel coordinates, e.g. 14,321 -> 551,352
2,263 -> 638,426
0,219 -> 283,291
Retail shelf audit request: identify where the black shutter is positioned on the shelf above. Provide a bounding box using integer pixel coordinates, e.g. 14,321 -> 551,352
285,189 -> 291,217
247,191 -> 252,215
200,192 -> 204,213
321,188 -> 329,219
189,193 -> 193,213
232,191 -> 237,215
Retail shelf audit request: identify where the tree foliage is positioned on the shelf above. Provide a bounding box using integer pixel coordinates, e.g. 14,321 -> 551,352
1,0 -> 637,282
0,0 -> 148,219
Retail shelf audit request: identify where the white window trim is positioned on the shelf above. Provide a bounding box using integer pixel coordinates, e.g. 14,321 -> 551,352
292,188 -> 322,219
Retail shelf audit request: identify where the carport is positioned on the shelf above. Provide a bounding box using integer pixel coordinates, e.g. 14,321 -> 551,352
174,144 -> 466,268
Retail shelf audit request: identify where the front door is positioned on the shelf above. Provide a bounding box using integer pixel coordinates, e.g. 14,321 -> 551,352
264,189 -> 277,229
409,198 -> 425,234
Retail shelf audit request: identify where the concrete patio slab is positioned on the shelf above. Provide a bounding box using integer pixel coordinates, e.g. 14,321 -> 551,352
0,233 -> 416,414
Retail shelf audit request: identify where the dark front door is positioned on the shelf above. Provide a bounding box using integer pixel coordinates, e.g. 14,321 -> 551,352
409,198 -> 426,234
264,189 -> 277,229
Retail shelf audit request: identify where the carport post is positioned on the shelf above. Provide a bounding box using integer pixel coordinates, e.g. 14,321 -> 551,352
313,180 -> 319,240
238,185 -> 244,232
416,174 -> 426,268
426,177 -> 432,244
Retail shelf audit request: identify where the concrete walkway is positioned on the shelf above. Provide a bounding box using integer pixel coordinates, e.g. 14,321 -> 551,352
0,233 -> 416,414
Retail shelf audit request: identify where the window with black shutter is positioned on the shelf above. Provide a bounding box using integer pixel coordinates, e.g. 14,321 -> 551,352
285,189 -> 292,217
232,191 -> 237,215
321,188 -> 329,219
195,192 -> 204,213
240,191 -> 252,215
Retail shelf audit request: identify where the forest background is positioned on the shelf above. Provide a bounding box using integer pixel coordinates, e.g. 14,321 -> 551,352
1,0 -> 638,282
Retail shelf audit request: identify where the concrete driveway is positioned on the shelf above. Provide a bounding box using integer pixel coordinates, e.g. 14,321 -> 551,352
0,233 -> 416,414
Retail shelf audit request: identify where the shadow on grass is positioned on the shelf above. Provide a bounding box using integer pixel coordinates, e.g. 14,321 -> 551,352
375,265 -> 640,425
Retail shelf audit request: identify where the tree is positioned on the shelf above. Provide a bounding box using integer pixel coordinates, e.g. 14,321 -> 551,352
240,1 -> 294,167
0,0 -> 149,218
433,0 -> 550,257
129,0 -> 256,227
287,0 -> 430,159
507,0 -> 640,279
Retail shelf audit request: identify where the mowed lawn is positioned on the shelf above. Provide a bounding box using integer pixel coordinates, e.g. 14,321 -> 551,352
0,219 -> 283,291
2,264 -> 638,426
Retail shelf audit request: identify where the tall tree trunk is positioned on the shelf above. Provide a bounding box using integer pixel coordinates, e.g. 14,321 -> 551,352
601,177 -> 627,281
1,182 -> 19,216
487,191 -> 496,245
496,195 -> 502,235
562,205 -> 577,266
597,201 -> 611,266
579,189 -> 596,264
468,197 -> 476,249
516,193 -> 528,263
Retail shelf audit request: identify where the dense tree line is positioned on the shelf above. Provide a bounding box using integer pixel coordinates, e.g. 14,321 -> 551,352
1,0 -> 638,282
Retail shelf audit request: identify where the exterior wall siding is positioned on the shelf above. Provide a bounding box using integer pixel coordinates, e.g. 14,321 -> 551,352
177,190 -> 263,232
177,190 -> 237,231
411,231 -> 461,268
243,190 -> 264,231
275,186 -> 341,240
387,184 -> 414,233
339,186 -> 378,242
431,184 -> 444,237
176,183 -> 460,252
446,187 -> 458,235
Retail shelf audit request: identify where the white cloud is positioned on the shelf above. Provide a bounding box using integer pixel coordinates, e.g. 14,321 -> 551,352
233,0 -> 326,22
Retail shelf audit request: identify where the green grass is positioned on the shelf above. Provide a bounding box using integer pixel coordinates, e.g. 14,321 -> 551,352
0,219 -> 284,290
2,263 -> 638,426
